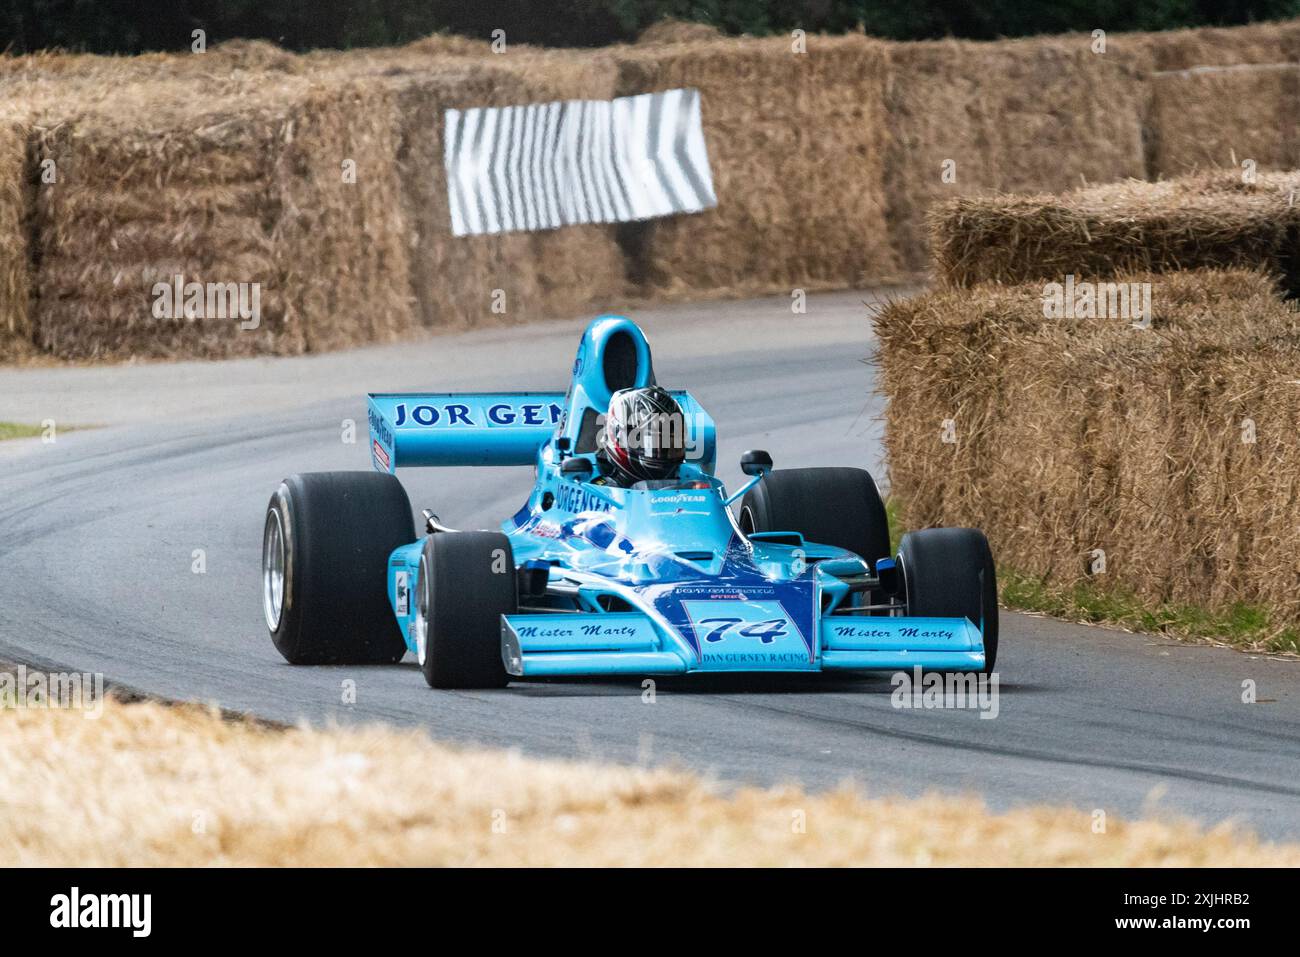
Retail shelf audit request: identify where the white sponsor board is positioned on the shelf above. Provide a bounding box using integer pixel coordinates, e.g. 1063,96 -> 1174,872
444,88 -> 716,236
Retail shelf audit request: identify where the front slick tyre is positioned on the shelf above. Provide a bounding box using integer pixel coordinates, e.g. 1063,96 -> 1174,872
897,527 -> 998,673
418,531 -> 516,689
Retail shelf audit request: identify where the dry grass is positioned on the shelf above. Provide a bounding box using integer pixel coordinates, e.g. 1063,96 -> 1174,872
875,268 -> 1300,643
930,171 -> 1300,291
614,34 -> 898,298
883,35 -> 1151,275
2,695 -> 1294,866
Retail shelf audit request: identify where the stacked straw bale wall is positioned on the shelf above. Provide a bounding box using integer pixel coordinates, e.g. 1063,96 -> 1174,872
3,19 -> 1300,360
1150,65 -> 1300,177
929,172 -> 1300,292
613,35 -> 897,297
381,51 -> 627,333
0,119 -> 32,361
24,72 -> 414,360
883,36 -> 1151,274
875,268 -> 1300,624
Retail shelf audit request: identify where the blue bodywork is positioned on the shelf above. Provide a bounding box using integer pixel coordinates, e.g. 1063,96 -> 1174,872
368,316 -> 986,678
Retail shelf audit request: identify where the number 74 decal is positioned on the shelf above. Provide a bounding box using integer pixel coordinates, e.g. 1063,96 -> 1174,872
698,617 -> 789,644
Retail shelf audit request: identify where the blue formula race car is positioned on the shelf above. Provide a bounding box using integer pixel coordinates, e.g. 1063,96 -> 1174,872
261,317 -> 997,688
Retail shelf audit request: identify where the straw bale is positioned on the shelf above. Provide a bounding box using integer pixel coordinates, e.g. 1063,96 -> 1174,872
930,170 -> 1300,290
271,76 -> 414,352
1150,64 -> 1300,177
0,44 -> 305,114
637,20 -> 725,45
883,35 -> 1151,275
28,71 -> 414,359
394,33 -> 498,59
0,119 -> 33,360
875,268 -> 1300,623
614,34 -> 897,298
1114,19 -> 1300,71
28,87 -> 292,360
385,51 -> 626,332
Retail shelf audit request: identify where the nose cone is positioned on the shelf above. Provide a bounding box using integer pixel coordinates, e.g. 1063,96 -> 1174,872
616,488 -> 737,575
638,578 -> 819,671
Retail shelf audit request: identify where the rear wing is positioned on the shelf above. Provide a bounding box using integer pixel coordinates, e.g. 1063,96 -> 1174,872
367,393 -> 566,470
367,389 -> 715,472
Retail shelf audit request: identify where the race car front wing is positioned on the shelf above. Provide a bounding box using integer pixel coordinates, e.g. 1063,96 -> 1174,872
501,611 -> 986,677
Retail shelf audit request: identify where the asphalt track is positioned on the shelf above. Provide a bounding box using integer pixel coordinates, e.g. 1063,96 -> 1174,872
2,291 -> 1298,840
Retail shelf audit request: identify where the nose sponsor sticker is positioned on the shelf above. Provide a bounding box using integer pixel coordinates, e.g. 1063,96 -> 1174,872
682,599 -> 814,670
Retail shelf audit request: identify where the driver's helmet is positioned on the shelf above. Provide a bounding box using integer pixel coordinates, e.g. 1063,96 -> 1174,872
600,386 -> 687,484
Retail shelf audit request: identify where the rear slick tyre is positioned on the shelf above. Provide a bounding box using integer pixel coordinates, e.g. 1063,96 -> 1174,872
738,467 -> 891,571
263,471 -> 413,665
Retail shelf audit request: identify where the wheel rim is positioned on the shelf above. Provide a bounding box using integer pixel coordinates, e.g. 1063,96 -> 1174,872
414,554 -> 430,667
262,509 -> 286,631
